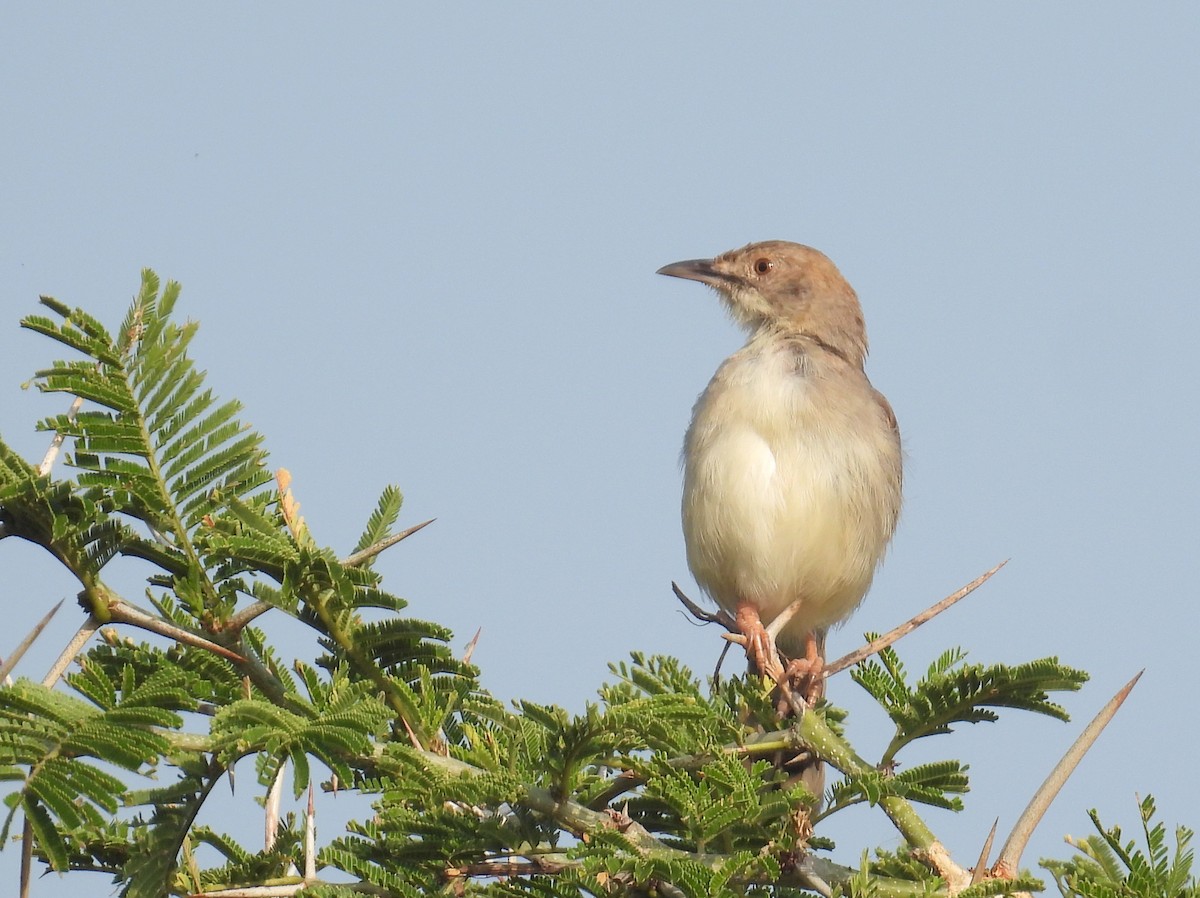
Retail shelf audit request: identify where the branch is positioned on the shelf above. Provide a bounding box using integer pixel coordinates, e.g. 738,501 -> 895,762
103,594 -> 247,664
410,742 -> 945,895
670,581 -> 736,632
303,580 -> 430,749
190,882 -> 391,897
93,583 -> 298,711
773,701 -> 971,888
446,854 -> 575,879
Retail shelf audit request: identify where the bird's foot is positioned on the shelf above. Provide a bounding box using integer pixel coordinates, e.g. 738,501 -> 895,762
783,631 -> 825,707
784,656 -> 825,707
735,601 -> 785,683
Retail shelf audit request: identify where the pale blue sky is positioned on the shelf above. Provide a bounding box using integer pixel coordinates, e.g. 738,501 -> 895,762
2,5 -> 1197,895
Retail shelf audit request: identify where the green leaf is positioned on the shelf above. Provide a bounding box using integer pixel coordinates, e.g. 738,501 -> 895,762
353,484 -> 404,557
852,645 -> 1088,762
1043,796 -> 1197,897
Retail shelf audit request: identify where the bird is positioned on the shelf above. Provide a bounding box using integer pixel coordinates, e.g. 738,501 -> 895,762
658,241 -> 902,701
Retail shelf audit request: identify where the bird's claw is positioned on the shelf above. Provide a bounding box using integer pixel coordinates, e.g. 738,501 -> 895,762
735,602 -> 786,684
784,655 -> 825,706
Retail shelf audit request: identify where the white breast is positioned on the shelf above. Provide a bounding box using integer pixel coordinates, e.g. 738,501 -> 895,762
682,334 -> 900,644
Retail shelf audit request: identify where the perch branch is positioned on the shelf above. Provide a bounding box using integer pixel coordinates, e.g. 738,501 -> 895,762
671,581 -> 737,631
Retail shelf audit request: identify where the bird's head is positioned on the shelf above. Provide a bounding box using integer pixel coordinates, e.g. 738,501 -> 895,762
657,240 -> 868,366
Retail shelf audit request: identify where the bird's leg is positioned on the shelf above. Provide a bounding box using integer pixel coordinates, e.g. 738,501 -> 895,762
784,631 -> 825,706
734,604 -> 825,814
736,600 -> 787,683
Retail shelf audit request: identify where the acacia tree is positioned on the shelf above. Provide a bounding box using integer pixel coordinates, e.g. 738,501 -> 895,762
0,273 -> 1192,898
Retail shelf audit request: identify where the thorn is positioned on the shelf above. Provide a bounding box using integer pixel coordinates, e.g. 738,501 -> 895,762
342,518 -> 436,567
38,395 -> 84,476
462,628 -> 481,665
40,618 -> 100,688
264,762 -> 286,851
825,560 -> 1008,678
971,818 -> 999,884
400,714 -> 423,751
994,670 -> 1143,877
304,783 -> 316,881
0,599 -> 65,684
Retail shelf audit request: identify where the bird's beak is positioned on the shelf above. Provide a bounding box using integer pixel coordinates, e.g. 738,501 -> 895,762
656,258 -> 730,288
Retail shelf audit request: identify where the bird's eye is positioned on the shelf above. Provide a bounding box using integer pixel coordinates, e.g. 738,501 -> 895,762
753,258 -> 774,275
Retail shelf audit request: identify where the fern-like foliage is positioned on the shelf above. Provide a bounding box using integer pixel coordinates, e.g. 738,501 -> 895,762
353,484 -> 404,560
24,276 -> 272,606
210,663 -> 391,797
0,275 -> 1184,898
0,274 -> 478,894
0,418 -> 117,588
1043,796 -> 1197,897
852,642 -> 1088,764
0,673 -> 183,870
